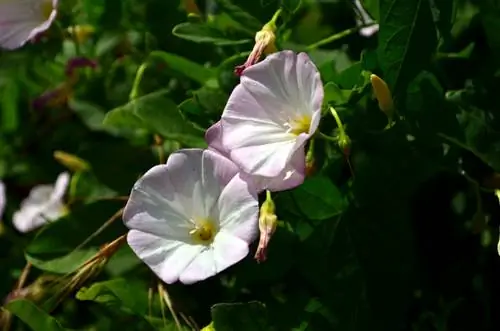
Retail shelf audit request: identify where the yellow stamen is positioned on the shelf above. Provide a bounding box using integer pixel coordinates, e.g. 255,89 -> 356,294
189,219 -> 217,245
288,115 -> 311,136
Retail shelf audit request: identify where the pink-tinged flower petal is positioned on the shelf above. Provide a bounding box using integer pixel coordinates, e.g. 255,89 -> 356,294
216,174 -> 259,243
179,231 -> 249,284
165,149 -> 240,219
0,0 -> 58,50
220,50 -> 322,178
206,120 -> 306,192
127,230 -> 203,284
123,164 -> 196,241
205,121 -> 226,156
0,181 -> 5,220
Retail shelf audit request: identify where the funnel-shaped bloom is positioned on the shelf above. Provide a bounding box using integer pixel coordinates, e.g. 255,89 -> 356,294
13,172 -> 69,233
220,50 -> 323,180
0,0 -> 58,50
206,121 -> 304,192
353,0 -> 379,37
123,149 -> 259,284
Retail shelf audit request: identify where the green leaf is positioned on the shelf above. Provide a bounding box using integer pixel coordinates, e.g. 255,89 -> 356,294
291,176 -> 346,220
281,0 -> 302,15
25,201 -> 125,273
363,0 -> 380,21
5,299 -> 65,331
26,248 -> 98,274
105,90 -> 206,147
172,22 -> 251,46
211,301 -> 271,331
215,0 -> 262,33
323,82 -> 352,106
76,278 -> 149,316
378,0 -> 437,97
0,78 -> 20,132
149,51 -> 218,87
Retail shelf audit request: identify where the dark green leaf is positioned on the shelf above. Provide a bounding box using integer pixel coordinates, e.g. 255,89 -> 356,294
211,301 -> 271,331
292,176 -> 346,220
149,51 -> 218,87
172,22 -> 251,46
76,278 -> 149,316
5,299 -> 65,331
378,0 -> 437,97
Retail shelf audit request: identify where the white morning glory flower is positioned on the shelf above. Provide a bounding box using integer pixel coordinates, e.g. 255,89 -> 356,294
123,149 -> 259,284
0,181 -> 5,220
353,0 -> 379,37
219,50 -> 323,180
12,172 -> 69,233
206,121 -> 305,192
0,0 -> 59,50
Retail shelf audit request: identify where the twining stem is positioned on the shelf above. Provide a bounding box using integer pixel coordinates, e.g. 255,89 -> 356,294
305,23 -> 378,51
129,62 -> 148,101
71,207 -> 124,254
317,132 -> 338,142
15,262 -> 32,291
330,106 -> 345,133
158,283 -> 182,331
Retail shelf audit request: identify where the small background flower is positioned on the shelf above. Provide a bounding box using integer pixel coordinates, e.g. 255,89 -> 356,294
12,172 -> 69,233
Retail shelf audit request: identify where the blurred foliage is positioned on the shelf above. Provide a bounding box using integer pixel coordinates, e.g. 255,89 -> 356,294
1,0 -> 500,330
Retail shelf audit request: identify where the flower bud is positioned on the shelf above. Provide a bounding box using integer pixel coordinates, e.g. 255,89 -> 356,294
370,74 -> 394,116
201,322 -> 215,331
254,192 -> 278,263
67,25 -> 95,44
234,18 -> 278,76
182,0 -> 201,16
54,151 -> 90,172
305,140 -> 316,176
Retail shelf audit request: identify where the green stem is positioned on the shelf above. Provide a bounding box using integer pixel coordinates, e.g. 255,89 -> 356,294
129,62 -> 148,101
317,132 -> 338,142
329,106 -> 345,134
266,190 -> 272,201
305,23 -> 378,51
268,8 -> 282,28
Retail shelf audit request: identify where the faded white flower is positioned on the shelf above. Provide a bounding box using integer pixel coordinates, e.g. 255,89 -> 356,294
13,172 -> 69,233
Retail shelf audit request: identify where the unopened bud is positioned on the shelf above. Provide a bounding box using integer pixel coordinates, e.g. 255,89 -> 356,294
235,20 -> 277,76
54,151 -> 90,172
305,140 -> 315,176
182,0 -> 201,16
67,25 -> 95,44
201,322 -> 215,331
254,193 -> 278,263
370,74 -> 394,116
338,133 -> 351,157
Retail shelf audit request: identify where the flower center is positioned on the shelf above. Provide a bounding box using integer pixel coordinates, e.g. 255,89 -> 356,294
41,1 -> 53,21
287,115 -> 311,136
189,219 -> 217,245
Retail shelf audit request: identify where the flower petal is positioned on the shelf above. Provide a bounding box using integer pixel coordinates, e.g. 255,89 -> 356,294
179,231 -> 249,284
249,146 -> 306,192
221,50 -> 322,177
216,174 -> 259,243
50,172 -> 69,202
123,165 -> 194,241
0,181 -> 5,219
164,149 -> 240,219
127,230 -> 203,284
205,121 -> 227,156
12,204 -> 47,233
0,0 -> 57,50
